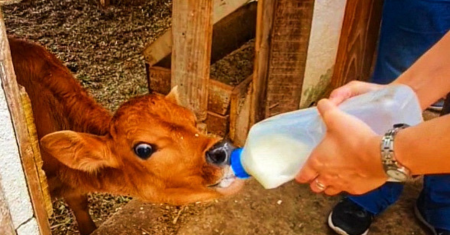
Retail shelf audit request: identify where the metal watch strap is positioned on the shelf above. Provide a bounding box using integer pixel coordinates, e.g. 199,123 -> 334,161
381,123 -> 411,181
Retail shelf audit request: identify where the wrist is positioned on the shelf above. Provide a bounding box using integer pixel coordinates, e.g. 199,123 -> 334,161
367,135 -> 388,181
392,127 -> 413,175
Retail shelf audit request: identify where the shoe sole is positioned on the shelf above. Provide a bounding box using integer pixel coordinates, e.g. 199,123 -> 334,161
328,212 -> 369,235
414,205 -> 437,235
426,106 -> 443,112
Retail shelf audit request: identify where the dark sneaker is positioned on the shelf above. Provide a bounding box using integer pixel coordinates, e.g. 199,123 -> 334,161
328,198 -> 374,235
414,203 -> 450,235
427,99 -> 445,112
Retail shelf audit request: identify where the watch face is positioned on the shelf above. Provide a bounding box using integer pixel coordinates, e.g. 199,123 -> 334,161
387,169 -> 408,181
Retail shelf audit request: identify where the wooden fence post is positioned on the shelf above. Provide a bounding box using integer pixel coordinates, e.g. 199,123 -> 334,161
171,0 -> 214,122
251,0 -> 315,124
0,8 -> 51,235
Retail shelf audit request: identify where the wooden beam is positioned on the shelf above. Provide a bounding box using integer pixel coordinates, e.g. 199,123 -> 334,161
20,87 -> 52,217
331,0 -> 384,88
250,0 -> 275,125
230,75 -> 252,146
171,0 -> 214,121
265,0 -> 314,117
251,0 -> 315,123
0,11 -> 51,235
205,112 -> 229,136
208,79 -> 234,115
144,0 -> 250,66
154,2 -> 257,69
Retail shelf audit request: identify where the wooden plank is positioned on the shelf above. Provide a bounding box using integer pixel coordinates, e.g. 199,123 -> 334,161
208,79 -> 234,115
250,0 -> 275,125
205,111 -> 229,136
148,66 -> 235,116
154,2 -> 258,69
0,11 -> 51,235
0,183 -> 16,235
144,0 -> 250,66
251,0 -> 314,123
230,75 -> 252,146
208,2 -> 257,66
157,3 -> 257,69
264,0 -> 314,117
20,87 -> 52,217
148,66 -> 172,94
331,0 -> 384,88
171,0 -> 214,121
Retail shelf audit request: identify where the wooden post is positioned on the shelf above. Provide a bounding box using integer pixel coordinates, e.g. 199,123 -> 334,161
251,0 -> 315,124
0,9 -> 51,235
331,0 -> 384,87
171,0 -> 214,121
250,0 -> 275,125
144,0 -> 250,67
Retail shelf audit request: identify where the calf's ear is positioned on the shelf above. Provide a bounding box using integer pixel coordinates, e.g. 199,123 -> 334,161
40,131 -> 118,172
165,85 -> 182,105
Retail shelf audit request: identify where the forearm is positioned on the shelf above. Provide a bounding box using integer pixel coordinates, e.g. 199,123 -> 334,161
391,30 -> 450,110
394,114 -> 450,175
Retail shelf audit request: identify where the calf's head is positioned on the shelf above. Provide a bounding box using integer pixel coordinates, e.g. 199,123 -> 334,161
40,87 -> 244,205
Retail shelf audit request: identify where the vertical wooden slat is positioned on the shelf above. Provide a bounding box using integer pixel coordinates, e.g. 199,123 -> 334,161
250,0 -> 275,125
265,0 -> 314,117
251,0 -> 315,123
230,75 -> 252,146
144,0 -> 251,67
20,87 -> 52,217
171,0 -> 214,121
331,0 -> 384,87
0,10 -> 51,235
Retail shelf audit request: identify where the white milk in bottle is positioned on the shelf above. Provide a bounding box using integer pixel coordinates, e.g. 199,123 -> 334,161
230,85 -> 424,189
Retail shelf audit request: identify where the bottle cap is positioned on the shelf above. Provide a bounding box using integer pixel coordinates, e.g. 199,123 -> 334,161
230,148 -> 251,179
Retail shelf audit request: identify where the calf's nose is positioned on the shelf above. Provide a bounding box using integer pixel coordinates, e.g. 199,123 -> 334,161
206,139 -> 235,166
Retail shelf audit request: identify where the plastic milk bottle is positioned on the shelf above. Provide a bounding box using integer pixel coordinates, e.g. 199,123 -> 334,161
230,85 -> 423,189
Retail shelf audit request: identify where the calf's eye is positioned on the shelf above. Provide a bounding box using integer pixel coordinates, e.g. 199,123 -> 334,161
133,143 -> 155,160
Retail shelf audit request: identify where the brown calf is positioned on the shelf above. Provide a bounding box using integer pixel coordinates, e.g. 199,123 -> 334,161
8,37 -> 243,235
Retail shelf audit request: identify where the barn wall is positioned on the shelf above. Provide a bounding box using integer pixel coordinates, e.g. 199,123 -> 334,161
299,0 -> 347,108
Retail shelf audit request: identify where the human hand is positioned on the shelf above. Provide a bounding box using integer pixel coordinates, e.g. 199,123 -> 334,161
329,81 -> 385,105
295,99 -> 388,195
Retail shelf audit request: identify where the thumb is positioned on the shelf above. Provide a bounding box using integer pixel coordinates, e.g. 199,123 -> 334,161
316,99 -> 339,128
329,88 -> 350,105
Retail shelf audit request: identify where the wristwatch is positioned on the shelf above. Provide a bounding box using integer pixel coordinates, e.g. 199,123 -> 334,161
381,123 -> 412,182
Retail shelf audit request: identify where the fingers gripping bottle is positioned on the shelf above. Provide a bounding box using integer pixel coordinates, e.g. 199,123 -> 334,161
230,85 -> 424,189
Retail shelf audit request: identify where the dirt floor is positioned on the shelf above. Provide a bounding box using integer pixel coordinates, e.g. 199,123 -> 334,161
2,1 -> 439,234
92,179 -> 429,235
